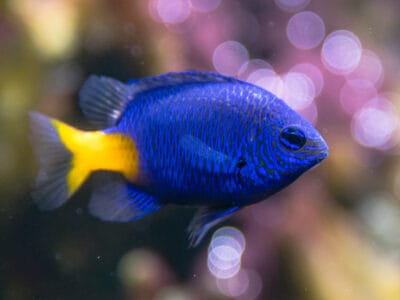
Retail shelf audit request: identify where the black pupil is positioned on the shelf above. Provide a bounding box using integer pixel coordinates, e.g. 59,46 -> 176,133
279,127 -> 306,151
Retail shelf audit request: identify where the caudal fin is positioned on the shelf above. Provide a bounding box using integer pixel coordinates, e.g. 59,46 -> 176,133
29,112 -> 89,210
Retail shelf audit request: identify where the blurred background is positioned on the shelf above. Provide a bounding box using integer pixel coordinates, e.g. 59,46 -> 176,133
1,0 -> 400,299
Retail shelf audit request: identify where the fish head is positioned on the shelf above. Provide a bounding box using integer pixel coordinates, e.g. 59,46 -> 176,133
243,99 -> 328,195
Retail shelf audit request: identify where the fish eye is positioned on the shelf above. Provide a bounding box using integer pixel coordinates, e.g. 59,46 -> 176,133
279,127 -> 306,151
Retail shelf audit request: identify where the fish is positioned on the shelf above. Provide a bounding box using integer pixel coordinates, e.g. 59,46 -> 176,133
29,70 -> 328,247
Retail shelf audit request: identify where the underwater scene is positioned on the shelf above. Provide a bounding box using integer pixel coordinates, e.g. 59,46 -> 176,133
1,0 -> 400,299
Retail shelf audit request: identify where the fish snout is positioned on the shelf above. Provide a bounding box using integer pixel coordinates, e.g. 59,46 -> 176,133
315,137 -> 329,162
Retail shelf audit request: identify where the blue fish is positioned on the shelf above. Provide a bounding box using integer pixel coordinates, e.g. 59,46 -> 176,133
29,71 -> 328,246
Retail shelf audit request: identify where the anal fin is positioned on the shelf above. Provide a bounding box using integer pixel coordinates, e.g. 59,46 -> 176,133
187,206 -> 240,247
88,173 -> 162,222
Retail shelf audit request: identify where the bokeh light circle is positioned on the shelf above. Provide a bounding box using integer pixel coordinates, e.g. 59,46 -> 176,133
346,49 -> 384,87
282,72 -> 316,110
322,30 -> 362,75
274,0 -> 311,13
351,96 -> 398,149
290,63 -> 324,96
287,11 -> 325,50
207,243 -> 241,279
212,41 -> 249,76
240,59 -> 273,80
340,79 -> 377,115
210,226 -> 246,251
207,227 -> 246,279
247,69 -> 284,98
156,0 -> 191,24
247,68 -> 275,84
216,269 -> 249,297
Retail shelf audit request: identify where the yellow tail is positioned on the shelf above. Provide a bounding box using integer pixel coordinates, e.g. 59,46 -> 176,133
29,112 -> 139,210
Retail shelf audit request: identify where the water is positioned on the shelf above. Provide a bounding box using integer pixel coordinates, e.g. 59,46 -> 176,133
2,0 -> 400,299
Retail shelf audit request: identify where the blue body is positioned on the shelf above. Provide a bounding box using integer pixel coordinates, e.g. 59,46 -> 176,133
111,73 -> 327,206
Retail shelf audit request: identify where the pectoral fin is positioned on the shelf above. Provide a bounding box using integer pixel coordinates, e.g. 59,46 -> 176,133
180,135 -> 234,173
187,206 -> 241,247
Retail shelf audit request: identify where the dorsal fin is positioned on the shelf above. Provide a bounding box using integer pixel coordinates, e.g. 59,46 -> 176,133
79,71 -> 237,128
79,76 -> 132,128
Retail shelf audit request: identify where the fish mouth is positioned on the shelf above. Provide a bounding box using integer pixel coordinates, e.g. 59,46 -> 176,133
316,138 -> 329,162
316,149 -> 328,162
308,138 -> 329,163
